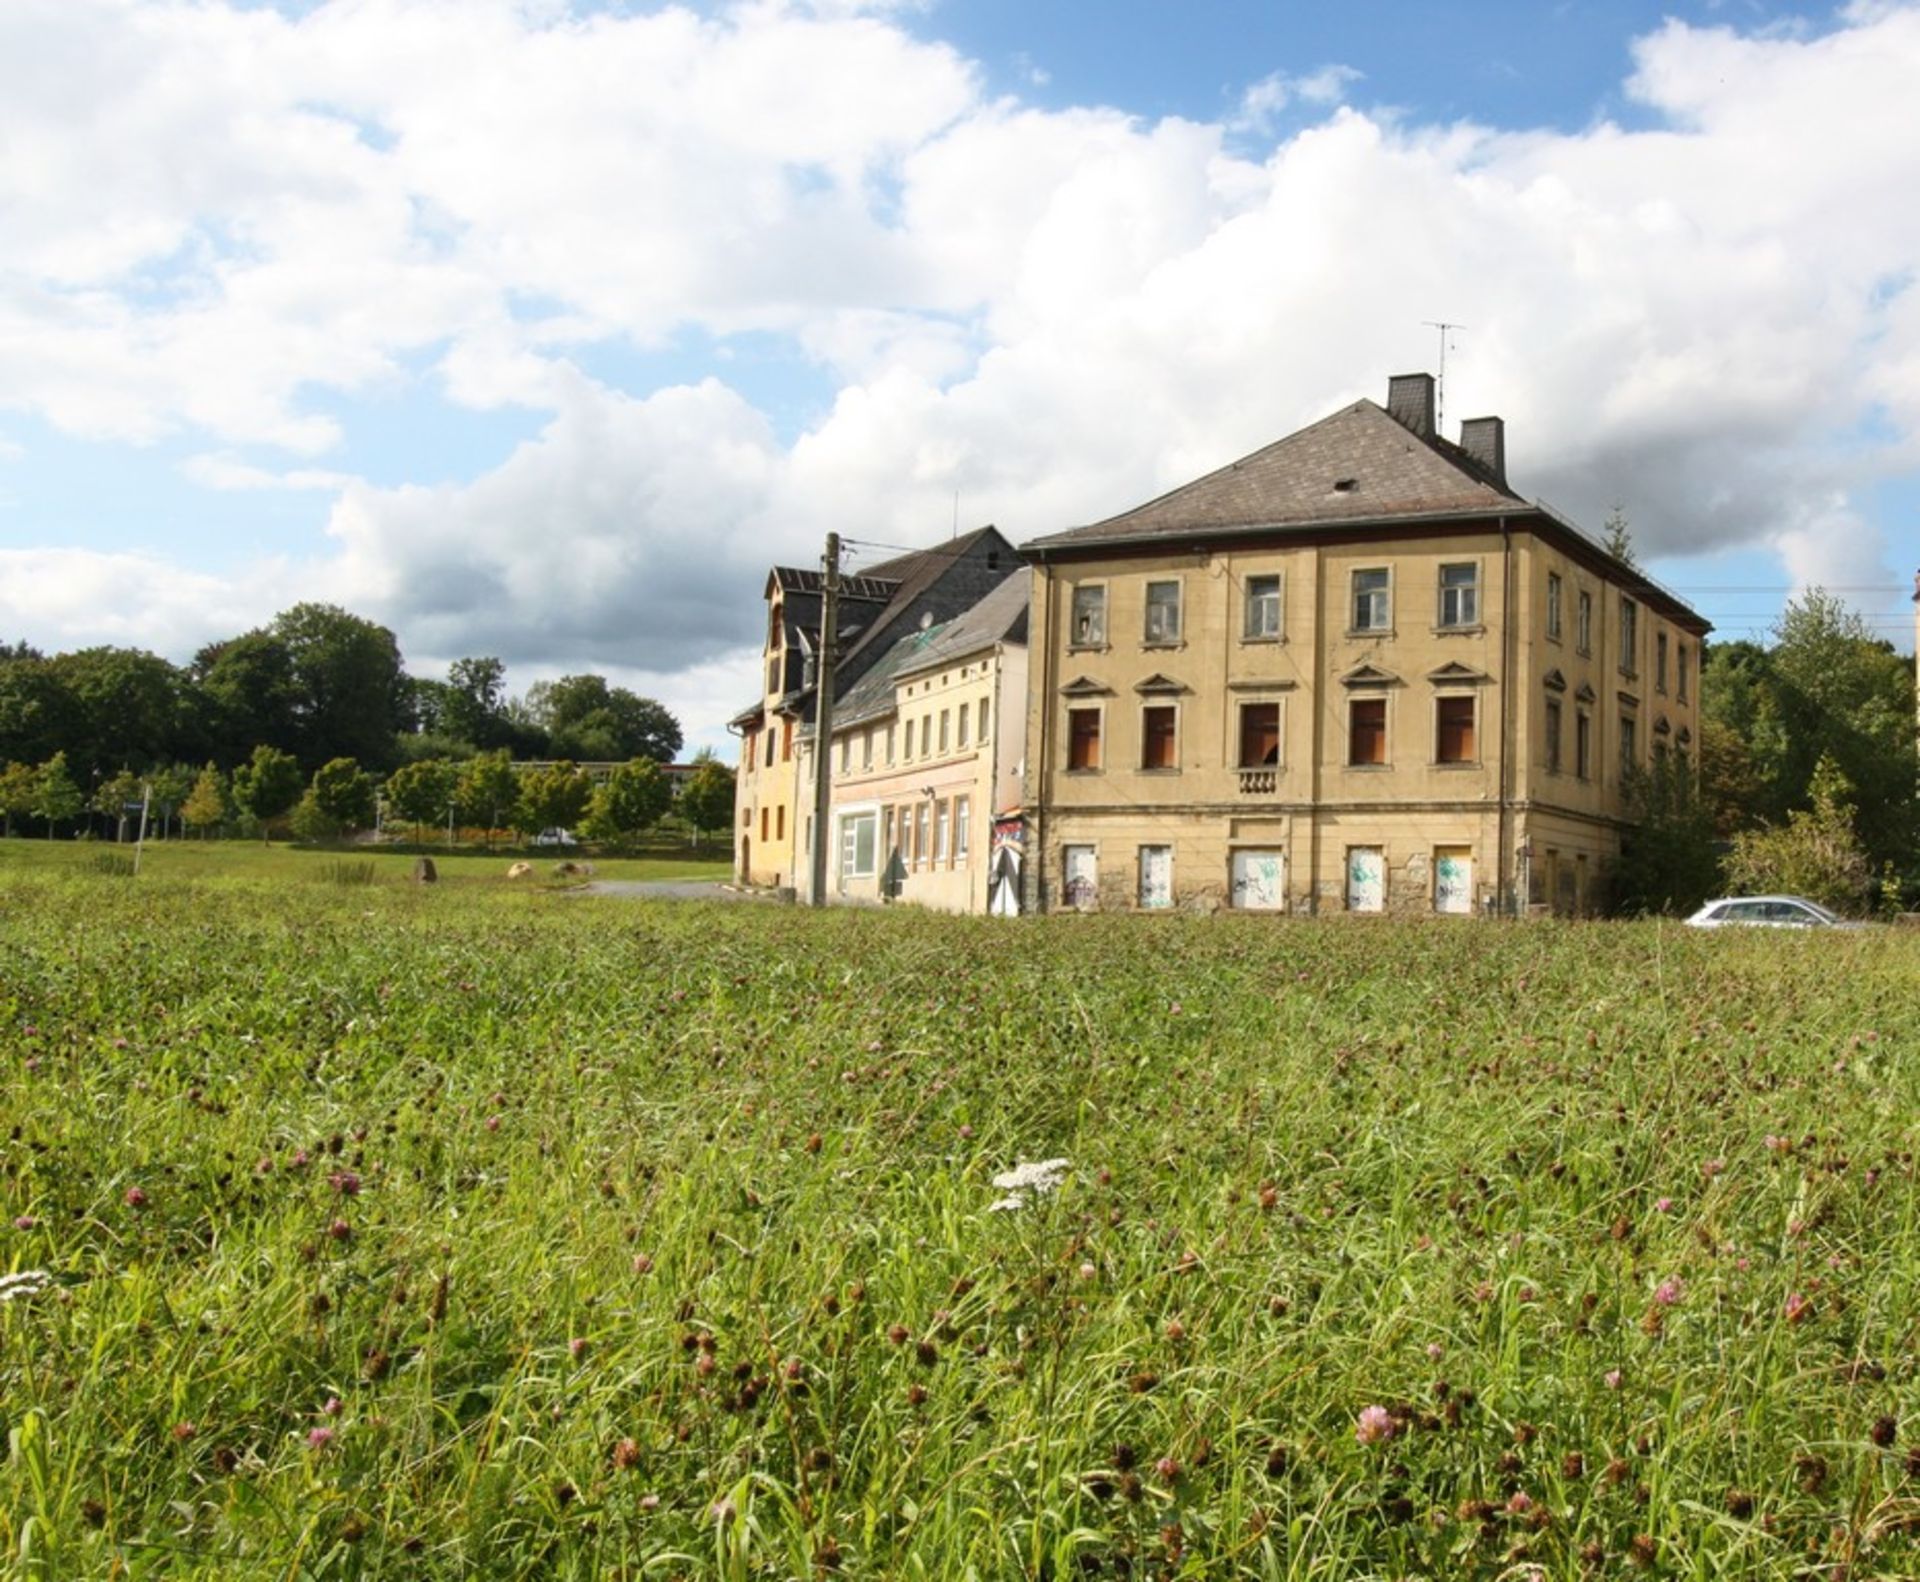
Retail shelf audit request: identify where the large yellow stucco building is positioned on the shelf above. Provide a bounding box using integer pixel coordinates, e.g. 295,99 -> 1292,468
1019,374 -> 1710,916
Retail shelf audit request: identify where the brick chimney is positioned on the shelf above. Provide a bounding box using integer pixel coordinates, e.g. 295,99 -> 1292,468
1459,416 -> 1506,485
1385,373 -> 1435,439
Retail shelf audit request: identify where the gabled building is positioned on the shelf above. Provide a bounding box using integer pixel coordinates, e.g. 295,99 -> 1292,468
730,525 -> 1019,890
1019,374 -> 1710,915
809,570 -> 1029,911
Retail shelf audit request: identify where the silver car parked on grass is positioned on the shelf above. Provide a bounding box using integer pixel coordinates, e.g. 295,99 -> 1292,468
1684,895 -> 1863,929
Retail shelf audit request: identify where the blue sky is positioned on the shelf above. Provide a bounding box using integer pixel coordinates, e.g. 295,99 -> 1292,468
1,0 -> 1916,750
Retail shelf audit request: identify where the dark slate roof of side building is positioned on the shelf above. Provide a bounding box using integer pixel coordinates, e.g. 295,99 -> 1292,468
831,570 -> 1030,733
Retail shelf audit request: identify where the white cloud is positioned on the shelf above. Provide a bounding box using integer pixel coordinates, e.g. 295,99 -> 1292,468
4,0 -> 1920,723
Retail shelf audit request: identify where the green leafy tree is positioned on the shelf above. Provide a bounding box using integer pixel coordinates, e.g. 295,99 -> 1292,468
1613,755 -> 1722,915
678,755 -> 736,846
0,760 -> 37,838
147,762 -> 195,839
536,675 -> 683,762
310,757 -> 377,831
192,630 -> 300,764
444,657 -> 511,749
271,603 -> 406,769
231,745 -> 305,841
513,761 -> 592,837
0,655 -> 79,767
181,764 -> 230,838
288,790 -> 342,844
47,647 -> 199,777
92,769 -> 144,842
1723,753 -> 1873,914
33,751 -> 84,839
456,749 -> 521,845
585,758 -> 670,845
385,758 -> 460,841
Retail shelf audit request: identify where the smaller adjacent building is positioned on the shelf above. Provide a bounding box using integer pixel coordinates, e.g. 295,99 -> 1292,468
801,572 -> 1029,911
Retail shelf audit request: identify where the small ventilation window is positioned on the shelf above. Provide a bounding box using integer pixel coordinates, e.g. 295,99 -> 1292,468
1333,478 -> 1358,493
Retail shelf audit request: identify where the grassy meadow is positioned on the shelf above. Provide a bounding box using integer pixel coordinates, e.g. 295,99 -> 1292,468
2,845 -> 1918,1578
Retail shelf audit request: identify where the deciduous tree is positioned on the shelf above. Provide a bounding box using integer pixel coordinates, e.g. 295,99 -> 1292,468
514,761 -> 592,837
33,751 -> 84,839
585,758 -> 670,844
310,757 -> 377,831
231,745 -> 305,840
181,764 -> 230,837
385,758 -> 460,841
678,755 -> 736,845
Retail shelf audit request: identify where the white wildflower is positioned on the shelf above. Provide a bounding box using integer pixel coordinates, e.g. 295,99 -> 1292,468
988,1158 -> 1071,1212
0,1269 -> 52,1304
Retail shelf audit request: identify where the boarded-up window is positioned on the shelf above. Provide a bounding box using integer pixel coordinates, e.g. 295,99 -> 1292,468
1239,702 -> 1280,767
1068,707 -> 1102,771
1545,698 -> 1563,773
1436,696 -> 1476,763
1141,705 -> 1177,769
1349,697 -> 1387,765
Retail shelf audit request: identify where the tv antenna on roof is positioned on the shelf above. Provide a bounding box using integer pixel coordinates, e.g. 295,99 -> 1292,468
1423,320 -> 1466,434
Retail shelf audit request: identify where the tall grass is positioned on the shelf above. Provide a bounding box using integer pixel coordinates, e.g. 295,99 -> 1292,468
1,865 -> 1916,1577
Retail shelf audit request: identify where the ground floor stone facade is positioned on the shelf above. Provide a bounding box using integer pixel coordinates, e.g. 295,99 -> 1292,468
1026,802 -> 1621,917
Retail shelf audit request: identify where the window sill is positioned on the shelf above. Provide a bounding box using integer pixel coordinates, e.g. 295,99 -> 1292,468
1141,639 -> 1186,651
1138,767 -> 1182,776
1345,628 -> 1396,640
1545,632 -> 1563,646
1067,642 -> 1109,655
1239,634 -> 1286,646
1344,762 -> 1393,771
1065,767 -> 1104,776
1433,623 -> 1484,637
1432,759 -> 1482,770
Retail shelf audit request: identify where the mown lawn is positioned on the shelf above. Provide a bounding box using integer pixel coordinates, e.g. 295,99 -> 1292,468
1,855 -> 1917,1578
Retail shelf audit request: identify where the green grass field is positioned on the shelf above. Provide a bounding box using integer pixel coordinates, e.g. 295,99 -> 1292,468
2,848 -> 1917,1578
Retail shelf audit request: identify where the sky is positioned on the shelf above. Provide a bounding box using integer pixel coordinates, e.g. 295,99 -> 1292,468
3,0 -> 1919,757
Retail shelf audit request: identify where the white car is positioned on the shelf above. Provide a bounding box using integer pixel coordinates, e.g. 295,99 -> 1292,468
1685,895 -> 1862,929
531,828 -> 578,848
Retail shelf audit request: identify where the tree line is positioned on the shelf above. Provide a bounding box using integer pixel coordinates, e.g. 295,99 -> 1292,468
1618,589 -> 1917,915
0,600 -> 737,844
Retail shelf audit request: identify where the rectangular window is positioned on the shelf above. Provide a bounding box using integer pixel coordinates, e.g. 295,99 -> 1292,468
920,717 -> 932,757
862,730 -> 873,771
1545,698 -> 1563,774
885,724 -> 896,765
978,697 -> 990,741
776,805 -> 785,841
1071,584 -> 1106,647
1244,574 -> 1282,640
838,735 -> 850,774
765,729 -> 775,769
883,805 -> 895,858
938,709 -> 950,753
1239,701 -> 1281,767
957,703 -> 970,748
782,719 -> 793,761
1352,568 -> 1391,632
1144,580 -> 1182,644
1656,631 -> 1668,693
900,803 -> 916,865
1620,715 -> 1637,779
1438,563 -> 1478,628
1063,844 -> 1097,909
1435,696 -> 1476,763
935,800 -> 950,864
1349,696 -> 1387,766
760,807 -> 769,842
1546,572 -> 1563,641
955,795 -> 970,860
1577,590 -> 1592,655
915,803 -> 930,867
1141,705 -> 1178,770
1620,597 -> 1639,675
1067,707 -> 1102,771
1576,711 -> 1592,780
1677,644 -> 1690,702
839,812 -> 877,880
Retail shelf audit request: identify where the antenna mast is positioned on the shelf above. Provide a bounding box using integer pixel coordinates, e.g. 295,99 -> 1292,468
1423,320 -> 1466,434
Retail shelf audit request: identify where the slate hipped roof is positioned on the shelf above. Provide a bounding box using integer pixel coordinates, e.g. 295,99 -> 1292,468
1027,397 -> 1523,552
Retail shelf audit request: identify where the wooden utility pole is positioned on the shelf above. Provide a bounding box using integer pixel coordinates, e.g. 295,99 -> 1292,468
808,531 -> 840,907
